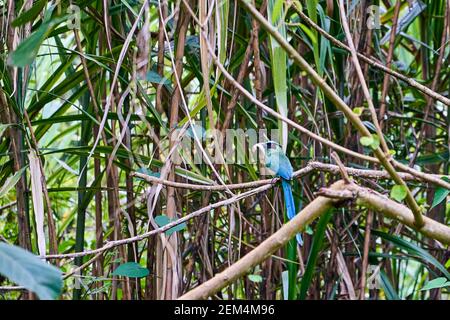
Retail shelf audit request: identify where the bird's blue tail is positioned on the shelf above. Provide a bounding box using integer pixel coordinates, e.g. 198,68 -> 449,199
281,179 -> 303,246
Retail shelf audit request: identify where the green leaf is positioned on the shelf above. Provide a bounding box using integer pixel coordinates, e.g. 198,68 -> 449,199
271,0 -> 284,22
8,21 -> 52,67
0,166 -> 27,198
0,243 -> 62,300
112,262 -> 149,278
370,134 -> 380,149
154,215 -> 170,228
421,277 -> 450,291
380,270 -> 401,300
299,209 -> 333,299
145,71 -> 172,87
360,136 -> 374,147
267,0 -> 288,151
360,134 -> 380,149
12,0 -> 47,27
8,6 -> 65,67
88,282 -> 112,295
372,230 -> 450,279
0,124 -> 12,138
390,185 -> 407,202
305,0 -> 320,75
305,225 -> 314,235
353,107 -> 364,116
248,274 -> 263,283
431,177 -> 450,209
136,168 -> 160,178
154,215 -> 187,236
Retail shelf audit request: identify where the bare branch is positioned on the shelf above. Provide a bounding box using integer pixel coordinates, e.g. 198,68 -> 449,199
179,180 -> 348,300
178,180 -> 450,300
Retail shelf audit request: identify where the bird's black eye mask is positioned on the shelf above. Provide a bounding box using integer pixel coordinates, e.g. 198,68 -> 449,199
266,141 -> 281,150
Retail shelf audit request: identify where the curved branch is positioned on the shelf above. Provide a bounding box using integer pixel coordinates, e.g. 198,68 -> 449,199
351,185 -> 450,245
178,180 -> 348,300
134,161 -> 450,190
178,181 -> 450,300
132,165 -> 314,190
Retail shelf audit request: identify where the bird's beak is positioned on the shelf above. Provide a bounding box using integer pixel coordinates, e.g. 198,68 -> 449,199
252,142 -> 264,154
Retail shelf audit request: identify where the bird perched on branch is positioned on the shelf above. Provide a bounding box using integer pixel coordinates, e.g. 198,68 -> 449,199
253,141 -> 303,246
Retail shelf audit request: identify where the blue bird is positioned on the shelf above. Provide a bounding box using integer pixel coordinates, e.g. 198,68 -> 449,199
253,141 -> 303,246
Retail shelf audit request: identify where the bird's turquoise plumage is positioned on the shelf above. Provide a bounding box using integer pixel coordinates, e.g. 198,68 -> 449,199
281,179 -> 295,220
263,143 -> 303,246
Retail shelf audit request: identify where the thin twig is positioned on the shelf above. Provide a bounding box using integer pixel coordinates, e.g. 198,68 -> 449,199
202,30 -> 377,163
331,152 -> 351,184
42,183 -> 274,260
338,0 -> 390,154
133,165 -> 314,190
134,161 -> 450,190
379,0 -> 402,126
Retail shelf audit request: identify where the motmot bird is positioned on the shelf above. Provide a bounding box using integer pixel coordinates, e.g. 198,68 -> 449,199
253,141 -> 303,246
